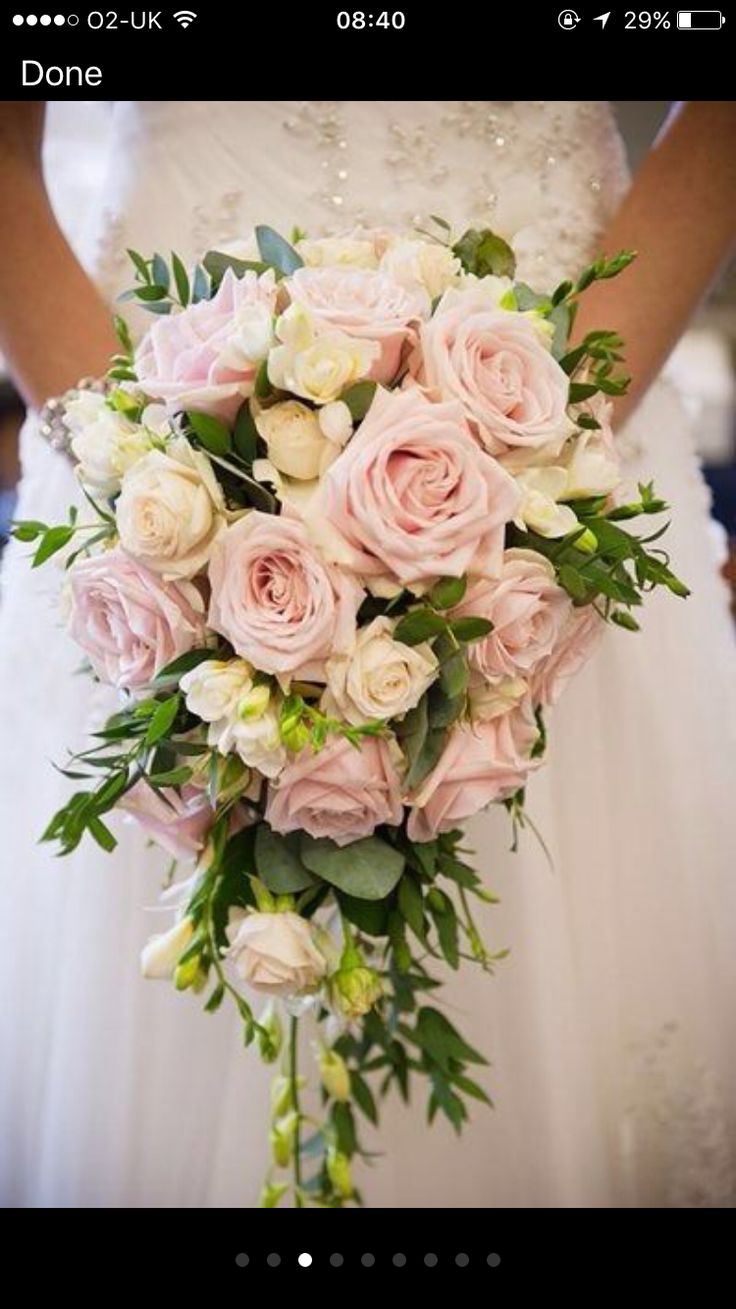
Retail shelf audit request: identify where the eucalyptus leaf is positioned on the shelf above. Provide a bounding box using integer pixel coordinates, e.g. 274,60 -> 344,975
299,834 -> 404,901
202,249 -> 270,288
335,891 -> 390,937
254,825 -> 317,893
255,224 -> 304,277
171,252 -> 190,306
151,253 -> 170,291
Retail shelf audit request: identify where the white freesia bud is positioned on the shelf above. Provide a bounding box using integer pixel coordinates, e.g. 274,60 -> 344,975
268,303 -> 379,406
67,391 -> 152,496
225,910 -> 328,997
255,399 -> 337,480
319,1047 -> 351,1102
318,400 -> 354,447
213,688 -> 286,779
380,237 -> 460,302
324,616 -> 438,725
140,916 -> 194,980
297,236 -> 379,269
180,658 -> 255,723
116,435 -> 226,579
514,467 -> 579,539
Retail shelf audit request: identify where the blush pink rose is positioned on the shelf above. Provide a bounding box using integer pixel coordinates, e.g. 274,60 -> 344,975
315,386 -> 520,588
407,701 -> 540,841
208,511 -> 362,679
416,286 -> 572,456
134,268 -> 277,423
265,734 -> 403,847
68,548 -> 207,690
531,605 -> 605,707
288,266 -> 425,385
119,781 -> 213,860
453,548 -> 571,681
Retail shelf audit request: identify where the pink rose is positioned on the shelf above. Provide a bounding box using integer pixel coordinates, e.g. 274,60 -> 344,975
407,702 -> 540,841
315,387 -> 520,588
135,269 -> 277,423
68,548 -> 207,690
265,735 -> 403,847
453,548 -> 571,681
416,286 -> 572,455
208,511 -> 361,679
119,781 -> 213,860
531,605 -> 605,707
288,266 -> 425,385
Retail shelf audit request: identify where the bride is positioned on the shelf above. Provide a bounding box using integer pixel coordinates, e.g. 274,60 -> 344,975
0,101 -> 735,1208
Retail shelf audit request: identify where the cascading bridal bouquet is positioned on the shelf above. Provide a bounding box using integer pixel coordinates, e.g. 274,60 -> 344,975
17,220 -> 688,1207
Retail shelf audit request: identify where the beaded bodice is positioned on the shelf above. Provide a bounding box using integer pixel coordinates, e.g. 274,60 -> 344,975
90,101 -> 630,298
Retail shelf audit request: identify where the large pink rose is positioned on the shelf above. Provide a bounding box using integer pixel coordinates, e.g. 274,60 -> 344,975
416,286 -> 572,455
287,266 -> 425,385
407,702 -> 540,841
135,268 -> 277,423
68,548 -> 207,690
453,548 -> 571,681
315,387 -> 520,588
119,781 -> 213,859
531,605 -> 605,707
208,511 -> 361,679
265,734 -> 403,847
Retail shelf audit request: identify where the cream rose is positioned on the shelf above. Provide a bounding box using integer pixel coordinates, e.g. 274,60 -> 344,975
225,910 -> 327,997
416,284 -> 573,455
116,436 -> 226,580
255,400 -> 338,481
324,616 -> 438,725
66,391 -> 153,496
287,266 -> 426,385
268,303 -> 379,405
468,671 -> 528,722
380,237 -> 461,302
297,236 -> 379,269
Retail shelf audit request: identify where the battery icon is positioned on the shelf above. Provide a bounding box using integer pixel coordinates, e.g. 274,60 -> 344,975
677,10 -> 726,26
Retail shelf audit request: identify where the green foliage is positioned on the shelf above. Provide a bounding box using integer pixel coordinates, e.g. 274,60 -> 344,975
340,380 -> 377,421
299,834 -> 405,901
254,825 -> 317,893
452,227 -> 516,279
255,225 -> 304,278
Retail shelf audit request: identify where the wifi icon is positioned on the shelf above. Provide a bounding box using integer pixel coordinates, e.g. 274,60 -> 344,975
174,9 -> 197,26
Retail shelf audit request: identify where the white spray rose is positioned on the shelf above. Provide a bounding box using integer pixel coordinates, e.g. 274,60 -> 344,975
297,236 -> 379,269
380,237 -> 460,302
255,400 -> 338,481
116,435 -> 226,580
324,616 -> 438,725
268,303 -> 379,405
140,916 -> 194,979
180,658 -> 255,723
67,391 -> 153,496
225,910 -> 327,997
513,467 -> 579,539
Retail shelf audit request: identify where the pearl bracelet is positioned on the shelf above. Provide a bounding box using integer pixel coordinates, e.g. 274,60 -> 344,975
38,376 -> 109,457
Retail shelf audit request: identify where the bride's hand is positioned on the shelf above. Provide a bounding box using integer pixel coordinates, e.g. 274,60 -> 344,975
571,101 -> 736,427
0,102 -> 118,410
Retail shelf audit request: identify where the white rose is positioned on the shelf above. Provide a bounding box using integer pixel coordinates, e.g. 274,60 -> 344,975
180,658 -> 254,722
255,399 -> 337,481
268,303 -> 379,405
217,301 -> 275,372
207,681 -> 286,779
116,435 -> 226,579
67,391 -> 153,496
297,236 -> 379,269
324,616 -> 438,724
380,237 -> 460,302
513,467 -> 579,539
225,910 -> 327,997
140,916 -> 194,980
468,671 -> 528,722
561,431 -> 620,499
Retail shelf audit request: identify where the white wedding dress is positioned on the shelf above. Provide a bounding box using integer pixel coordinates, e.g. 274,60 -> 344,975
1,101 -> 735,1208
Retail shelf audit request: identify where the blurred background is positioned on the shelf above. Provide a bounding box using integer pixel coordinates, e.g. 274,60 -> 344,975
1,100 -> 735,603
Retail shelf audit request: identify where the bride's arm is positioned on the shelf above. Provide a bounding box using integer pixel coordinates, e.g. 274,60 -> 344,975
0,102 -> 118,410
572,100 -> 736,425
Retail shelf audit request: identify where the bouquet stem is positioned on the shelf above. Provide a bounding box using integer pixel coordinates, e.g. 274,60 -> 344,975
289,1014 -> 303,1206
